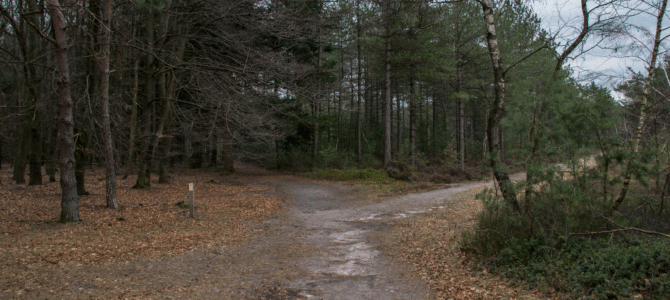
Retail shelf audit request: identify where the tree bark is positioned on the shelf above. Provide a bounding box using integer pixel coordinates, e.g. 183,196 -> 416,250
220,120 -> 235,174
12,133 -> 27,184
74,130 -> 89,195
157,136 -> 172,183
555,0 -> 590,73
99,0 -> 118,209
614,0 -> 668,211
395,79 -> 401,157
337,33 -> 344,153
25,0 -> 42,186
47,0 -> 79,223
45,127 -> 57,182
456,55 -> 466,170
479,0 -> 519,211
27,115 -> 41,185
312,33 -> 322,170
409,74 -> 417,166
0,107 -> 2,184
133,8 -> 155,189
123,60 -> 139,178
383,8 -> 392,169
150,68 -> 171,179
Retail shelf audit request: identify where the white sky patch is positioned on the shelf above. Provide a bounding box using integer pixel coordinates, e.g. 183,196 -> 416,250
530,0 -> 670,99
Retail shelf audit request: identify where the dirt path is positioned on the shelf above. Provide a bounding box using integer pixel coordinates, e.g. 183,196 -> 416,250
260,171 -> 526,299
12,170 -> 522,299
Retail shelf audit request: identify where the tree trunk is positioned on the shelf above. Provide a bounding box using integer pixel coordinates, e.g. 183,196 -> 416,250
184,124 -> 193,161
364,62 -> 371,142
13,134 -> 27,184
432,91 -> 437,158
418,85 -> 425,154
133,8 -> 155,189
383,15 -> 392,168
395,79 -> 401,157
45,127 -> 57,182
312,34 -> 322,170
47,0 -> 79,222
11,64 -> 25,184
25,0 -> 42,186
157,136 -> 172,183
99,0 -> 118,209
409,75 -> 417,167
614,0 -> 668,211
124,60 -> 140,179
220,120 -> 235,174
457,56 -> 466,170
75,130 -> 89,195
27,119 -> 42,185
479,0 -> 519,211
150,69 -> 171,178
134,109 -> 153,188
337,34 -> 344,153
350,63 -> 356,154
0,109 -> 2,184
499,126 -> 505,162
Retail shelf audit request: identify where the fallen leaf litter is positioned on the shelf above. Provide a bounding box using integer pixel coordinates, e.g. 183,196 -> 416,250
0,165 -> 285,297
384,185 -> 545,300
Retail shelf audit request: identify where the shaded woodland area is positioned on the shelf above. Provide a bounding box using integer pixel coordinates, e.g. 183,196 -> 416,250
0,0 -> 616,215
0,0 -> 668,219
2,0 -> 670,297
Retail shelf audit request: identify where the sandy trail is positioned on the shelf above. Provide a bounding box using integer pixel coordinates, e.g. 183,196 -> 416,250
269,171 -> 525,299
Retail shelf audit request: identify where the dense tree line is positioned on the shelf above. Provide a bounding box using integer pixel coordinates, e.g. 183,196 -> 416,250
1,0 -> 668,223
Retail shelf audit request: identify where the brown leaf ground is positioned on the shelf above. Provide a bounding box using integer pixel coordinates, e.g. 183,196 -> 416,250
382,185 -> 545,300
2,163 -> 551,299
0,164 -> 285,297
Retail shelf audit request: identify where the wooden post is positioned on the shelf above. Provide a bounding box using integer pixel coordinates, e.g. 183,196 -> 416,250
188,183 -> 194,218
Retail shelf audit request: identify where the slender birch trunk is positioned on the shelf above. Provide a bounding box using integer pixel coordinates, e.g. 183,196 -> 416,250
614,0 -> 668,210
479,0 -> 519,211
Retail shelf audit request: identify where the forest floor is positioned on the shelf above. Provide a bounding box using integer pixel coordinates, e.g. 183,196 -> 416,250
0,163 -> 542,299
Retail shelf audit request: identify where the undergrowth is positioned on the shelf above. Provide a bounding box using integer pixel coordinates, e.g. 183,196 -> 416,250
489,236 -> 670,299
462,160 -> 670,299
304,167 -> 394,182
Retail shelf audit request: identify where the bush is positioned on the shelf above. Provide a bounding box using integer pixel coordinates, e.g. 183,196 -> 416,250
462,170 -> 670,299
386,161 -> 411,181
490,237 -> 670,299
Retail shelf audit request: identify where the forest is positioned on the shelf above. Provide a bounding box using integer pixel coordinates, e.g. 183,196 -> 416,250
1,0 -> 670,297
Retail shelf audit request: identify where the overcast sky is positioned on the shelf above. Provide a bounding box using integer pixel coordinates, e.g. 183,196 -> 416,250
531,0 -> 670,98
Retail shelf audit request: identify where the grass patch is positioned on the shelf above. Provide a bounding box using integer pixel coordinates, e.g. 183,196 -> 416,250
175,201 -> 190,209
303,167 -> 459,197
304,167 -> 394,182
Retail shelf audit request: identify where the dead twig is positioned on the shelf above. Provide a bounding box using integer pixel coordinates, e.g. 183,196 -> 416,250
571,215 -> 670,239
569,227 -> 670,239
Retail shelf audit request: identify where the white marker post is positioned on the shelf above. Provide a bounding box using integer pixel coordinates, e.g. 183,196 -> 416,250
188,183 -> 195,218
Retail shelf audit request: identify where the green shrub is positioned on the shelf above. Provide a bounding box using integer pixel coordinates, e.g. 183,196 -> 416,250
490,237 -> 670,299
462,170 -> 670,299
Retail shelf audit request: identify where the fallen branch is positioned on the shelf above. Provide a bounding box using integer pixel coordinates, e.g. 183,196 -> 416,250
570,227 -> 670,239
